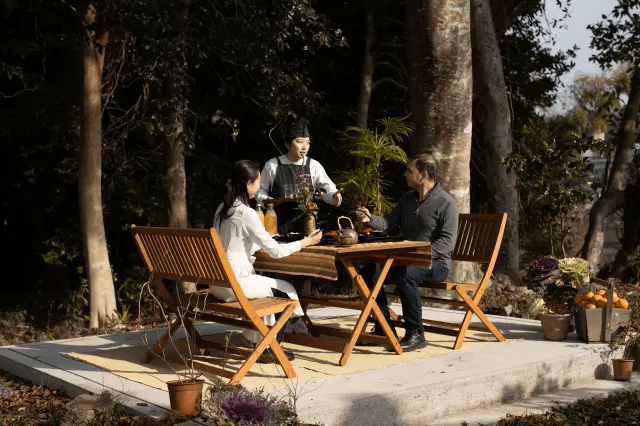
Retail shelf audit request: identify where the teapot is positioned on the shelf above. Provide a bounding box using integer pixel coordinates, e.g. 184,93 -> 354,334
336,216 -> 359,247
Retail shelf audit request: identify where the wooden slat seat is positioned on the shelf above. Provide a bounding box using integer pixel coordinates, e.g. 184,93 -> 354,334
131,225 -> 299,385
390,213 -> 508,350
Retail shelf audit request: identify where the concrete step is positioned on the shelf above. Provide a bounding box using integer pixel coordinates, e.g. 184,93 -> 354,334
428,374 -> 640,426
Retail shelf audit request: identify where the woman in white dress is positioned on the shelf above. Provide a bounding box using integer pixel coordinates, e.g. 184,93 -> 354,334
213,159 -> 323,349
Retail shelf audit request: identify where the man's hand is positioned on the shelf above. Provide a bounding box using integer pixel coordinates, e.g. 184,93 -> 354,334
355,206 -> 371,223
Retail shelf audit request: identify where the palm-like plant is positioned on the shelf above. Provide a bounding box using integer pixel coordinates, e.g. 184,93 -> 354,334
336,116 -> 413,215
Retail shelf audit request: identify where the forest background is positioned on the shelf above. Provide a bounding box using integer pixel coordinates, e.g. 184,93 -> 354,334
1,0 -> 639,334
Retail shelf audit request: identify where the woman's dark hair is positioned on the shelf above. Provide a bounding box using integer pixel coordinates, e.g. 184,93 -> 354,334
217,159 -> 261,226
411,150 -> 439,182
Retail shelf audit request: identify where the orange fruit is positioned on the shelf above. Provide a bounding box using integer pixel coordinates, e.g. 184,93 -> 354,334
591,294 -> 603,303
585,303 -> 596,309
596,299 -> 607,309
613,295 -> 620,303
583,291 -> 594,300
596,289 -> 607,296
618,299 -> 629,309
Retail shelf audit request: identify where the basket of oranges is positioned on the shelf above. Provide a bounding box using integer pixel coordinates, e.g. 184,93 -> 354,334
574,278 -> 632,343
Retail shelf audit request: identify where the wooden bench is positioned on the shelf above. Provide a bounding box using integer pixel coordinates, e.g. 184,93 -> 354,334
130,225 -> 299,385
390,213 -> 508,350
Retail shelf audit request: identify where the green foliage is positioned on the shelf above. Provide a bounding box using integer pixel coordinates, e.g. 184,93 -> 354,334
335,116 -> 412,215
505,116 -> 613,259
589,0 -> 640,69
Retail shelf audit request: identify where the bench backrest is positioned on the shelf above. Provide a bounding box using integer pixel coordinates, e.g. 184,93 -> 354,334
452,213 -> 507,265
130,225 -> 241,293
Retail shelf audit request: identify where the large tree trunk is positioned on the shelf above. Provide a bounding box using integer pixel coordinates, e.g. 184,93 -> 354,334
611,170 -> 640,279
164,119 -> 188,228
79,4 -> 116,329
355,0 -> 375,130
163,0 -> 190,229
164,1 -> 193,293
407,0 -> 475,283
471,0 -> 520,280
581,64 -> 640,274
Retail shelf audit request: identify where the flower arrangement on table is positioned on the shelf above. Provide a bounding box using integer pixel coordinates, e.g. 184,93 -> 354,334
295,173 -> 318,217
526,256 -> 589,315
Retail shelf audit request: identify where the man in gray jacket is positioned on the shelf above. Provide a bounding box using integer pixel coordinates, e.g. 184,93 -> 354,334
355,150 -> 458,351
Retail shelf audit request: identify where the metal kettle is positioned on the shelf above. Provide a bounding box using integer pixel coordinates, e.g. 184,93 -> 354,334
336,216 -> 359,246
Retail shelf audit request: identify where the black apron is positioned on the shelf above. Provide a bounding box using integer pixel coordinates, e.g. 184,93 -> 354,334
271,156 -> 313,235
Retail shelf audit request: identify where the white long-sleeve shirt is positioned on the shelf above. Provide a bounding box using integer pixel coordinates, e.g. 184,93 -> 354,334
213,199 -> 302,280
256,155 -> 338,205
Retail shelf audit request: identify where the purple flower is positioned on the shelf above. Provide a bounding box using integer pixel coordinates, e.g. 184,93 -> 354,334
528,256 -> 558,278
222,395 -> 268,423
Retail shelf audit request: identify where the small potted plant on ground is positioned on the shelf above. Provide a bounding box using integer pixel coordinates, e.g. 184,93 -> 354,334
608,287 -> 639,380
138,278 -> 207,416
609,325 -> 639,380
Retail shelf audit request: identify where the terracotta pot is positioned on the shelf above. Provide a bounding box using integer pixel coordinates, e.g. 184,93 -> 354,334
612,358 -> 634,381
539,313 -> 571,341
166,378 -> 204,416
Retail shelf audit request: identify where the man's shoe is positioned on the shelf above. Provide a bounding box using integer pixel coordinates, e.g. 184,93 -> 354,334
399,330 -> 427,352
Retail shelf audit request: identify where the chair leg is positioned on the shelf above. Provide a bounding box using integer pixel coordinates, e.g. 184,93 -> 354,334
230,304 -> 297,385
145,318 -> 182,363
454,288 -> 506,350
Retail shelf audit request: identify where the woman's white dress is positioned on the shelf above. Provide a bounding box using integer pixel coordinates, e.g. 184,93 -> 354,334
213,199 -> 304,342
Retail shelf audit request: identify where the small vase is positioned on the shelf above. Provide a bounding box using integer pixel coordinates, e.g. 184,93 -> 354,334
166,378 -> 205,416
304,213 -> 316,236
612,358 -> 634,381
539,313 -> 571,341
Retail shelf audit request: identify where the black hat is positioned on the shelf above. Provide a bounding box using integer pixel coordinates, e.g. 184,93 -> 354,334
285,117 -> 310,139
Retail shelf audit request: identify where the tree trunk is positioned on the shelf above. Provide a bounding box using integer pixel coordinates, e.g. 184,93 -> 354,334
164,0 -> 194,293
407,0 -> 476,283
163,0 -> 190,229
164,119 -> 188,228
611,174 -> 640,279
79,4 -> 116,329
581,64 -> 640,274
471,0 -> 520,280
356,0 -> 375,130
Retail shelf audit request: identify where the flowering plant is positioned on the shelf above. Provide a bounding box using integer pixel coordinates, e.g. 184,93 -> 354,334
556,257 -> 589,289
525,256 -> 563,289
526,256 -> 581,315
295,173 -> 318,216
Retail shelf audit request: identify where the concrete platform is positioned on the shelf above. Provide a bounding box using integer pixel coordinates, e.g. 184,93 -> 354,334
1,304 -> 638,426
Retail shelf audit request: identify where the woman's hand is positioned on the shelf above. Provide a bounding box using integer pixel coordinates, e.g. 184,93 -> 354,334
301,229 -> 323,248
331,188 -> 344,207
354,206 -> 371,223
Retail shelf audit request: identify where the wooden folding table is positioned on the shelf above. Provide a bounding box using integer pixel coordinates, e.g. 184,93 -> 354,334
253,240 -> 431,366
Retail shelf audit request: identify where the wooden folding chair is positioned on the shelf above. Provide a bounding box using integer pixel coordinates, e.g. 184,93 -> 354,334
391,213 -> 508,350
131,225 -> 299,385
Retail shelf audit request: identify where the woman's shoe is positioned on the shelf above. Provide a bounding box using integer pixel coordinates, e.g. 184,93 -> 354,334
256,347 -> 295,363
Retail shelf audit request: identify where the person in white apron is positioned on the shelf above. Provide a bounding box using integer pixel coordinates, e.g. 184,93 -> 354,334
256,117 -> 342,236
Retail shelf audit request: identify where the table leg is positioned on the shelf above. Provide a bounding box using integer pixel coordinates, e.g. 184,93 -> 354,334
339,257 -> 403,366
